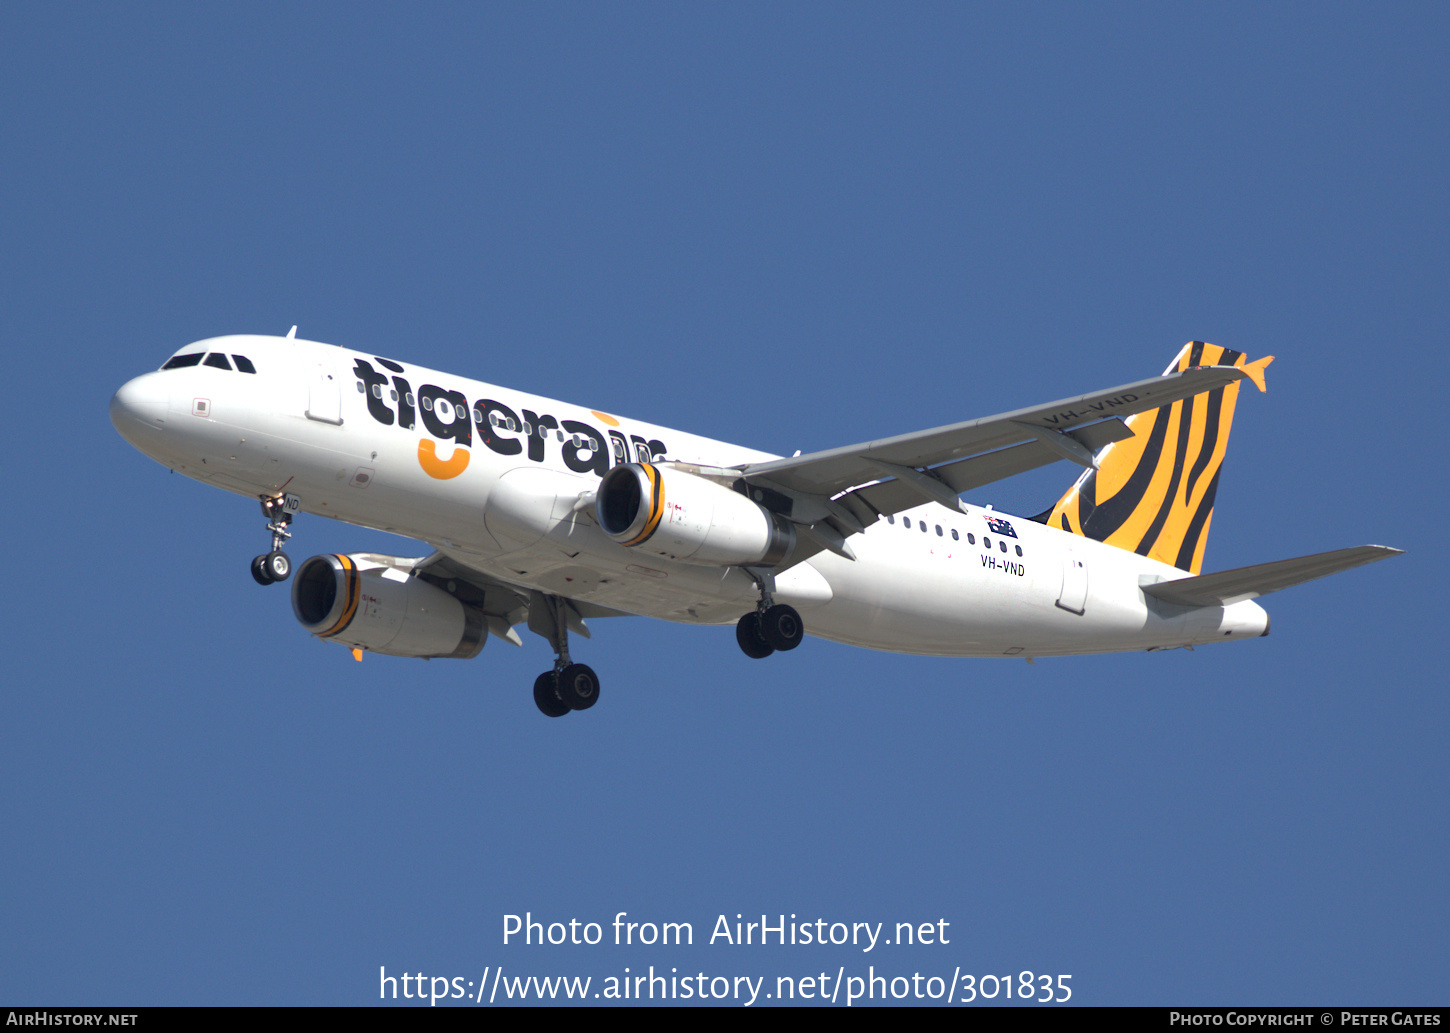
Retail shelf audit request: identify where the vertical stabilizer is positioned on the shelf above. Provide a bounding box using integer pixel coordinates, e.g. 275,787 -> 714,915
1043,342 -> 1271,575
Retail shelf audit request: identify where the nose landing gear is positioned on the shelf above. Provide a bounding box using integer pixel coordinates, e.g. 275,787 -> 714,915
250,494 -> 298,585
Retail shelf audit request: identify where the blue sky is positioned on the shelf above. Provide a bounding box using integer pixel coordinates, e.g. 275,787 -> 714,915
2,2 -> 1445,1006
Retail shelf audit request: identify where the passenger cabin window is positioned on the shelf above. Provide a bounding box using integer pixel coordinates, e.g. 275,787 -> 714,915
232,355 -> 256,373
162,353 -> 203,369
983,536 -> 991,549
951,528 -> 959,540
999,540 -> 1008,553
886,515 -> 894,525
967,533 -> 976,545
1015,545 -> 1023,556
935,525 -> 943,536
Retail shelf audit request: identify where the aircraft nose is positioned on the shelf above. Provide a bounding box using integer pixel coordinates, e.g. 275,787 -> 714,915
110,372 -> 169,444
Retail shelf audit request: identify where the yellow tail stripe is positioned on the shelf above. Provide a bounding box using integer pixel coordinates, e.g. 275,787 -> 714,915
1102,398 -> 1185,553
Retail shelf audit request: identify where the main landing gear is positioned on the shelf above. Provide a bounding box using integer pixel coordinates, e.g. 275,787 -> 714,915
735,568 -> 803,659
530,594 -> 600,718
250,494 -> 295,585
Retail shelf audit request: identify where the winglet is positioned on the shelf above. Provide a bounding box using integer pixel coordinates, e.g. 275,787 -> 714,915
1242,355 -> 1274,393
350,647 -> 363,661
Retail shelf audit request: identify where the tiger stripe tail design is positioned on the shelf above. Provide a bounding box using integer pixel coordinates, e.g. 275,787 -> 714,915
1043,342 -> 1273,575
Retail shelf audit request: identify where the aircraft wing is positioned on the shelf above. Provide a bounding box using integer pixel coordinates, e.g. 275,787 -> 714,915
1140,545 -> 1404,608
732,364 -> 1258,560
412,551 -> 634,647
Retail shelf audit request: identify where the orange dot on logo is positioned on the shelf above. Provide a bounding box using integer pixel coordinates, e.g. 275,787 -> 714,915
417,439 -> 470,479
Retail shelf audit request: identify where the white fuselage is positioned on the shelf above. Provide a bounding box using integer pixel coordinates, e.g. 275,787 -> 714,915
110,335 -> 1269,657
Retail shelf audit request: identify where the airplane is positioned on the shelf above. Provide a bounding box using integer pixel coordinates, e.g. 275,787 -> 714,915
110,334 -> 1401,717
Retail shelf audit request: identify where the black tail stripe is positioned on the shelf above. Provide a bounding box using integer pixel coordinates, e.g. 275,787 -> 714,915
1188,341 -> 1206,368
1082,408 -> 1171,540
1174,466 -> 1222,572
1184,386 -> 1225,502
1134,399 -> 1195,557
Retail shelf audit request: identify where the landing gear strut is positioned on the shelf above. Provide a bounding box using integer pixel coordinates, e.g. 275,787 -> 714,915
530,594 -> 600,717
250,494 -> 295,585
736,567 -> 803,658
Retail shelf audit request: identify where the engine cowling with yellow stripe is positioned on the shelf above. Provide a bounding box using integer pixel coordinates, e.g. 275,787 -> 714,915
290,554 -> 485,658
595,463 -> 796,567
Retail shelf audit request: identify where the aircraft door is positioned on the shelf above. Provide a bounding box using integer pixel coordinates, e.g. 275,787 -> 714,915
305,360 -> 343,425
1056,542 -> 1088,615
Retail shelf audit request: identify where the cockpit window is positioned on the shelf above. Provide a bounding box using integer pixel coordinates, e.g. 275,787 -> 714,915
232,355 -> 256,373
161,353 -> 204,370
203,353 -> 232,370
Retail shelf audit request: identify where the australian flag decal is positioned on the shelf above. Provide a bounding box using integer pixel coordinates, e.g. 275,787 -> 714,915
985,516 -> 1018,538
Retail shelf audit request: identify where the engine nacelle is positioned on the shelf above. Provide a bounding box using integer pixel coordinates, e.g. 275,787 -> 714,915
595,463 -> 795,567
290,554 -> 485,659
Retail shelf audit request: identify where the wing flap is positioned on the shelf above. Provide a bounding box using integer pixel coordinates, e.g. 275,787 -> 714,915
817,440 -> 1058,522
1141,545 -> 1403,607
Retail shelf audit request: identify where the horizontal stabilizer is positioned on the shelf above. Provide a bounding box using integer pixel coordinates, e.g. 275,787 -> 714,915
1141,545 -> 1403,607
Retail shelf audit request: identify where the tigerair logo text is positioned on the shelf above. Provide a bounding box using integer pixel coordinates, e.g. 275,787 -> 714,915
353,359 -> 668,480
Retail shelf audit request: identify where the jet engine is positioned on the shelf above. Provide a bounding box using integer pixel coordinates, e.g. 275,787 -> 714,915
291,554 -> 485,658
595,463 -> 795,567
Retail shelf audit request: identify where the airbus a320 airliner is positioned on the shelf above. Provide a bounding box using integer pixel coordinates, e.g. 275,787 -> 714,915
110,334 -> 1399,717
